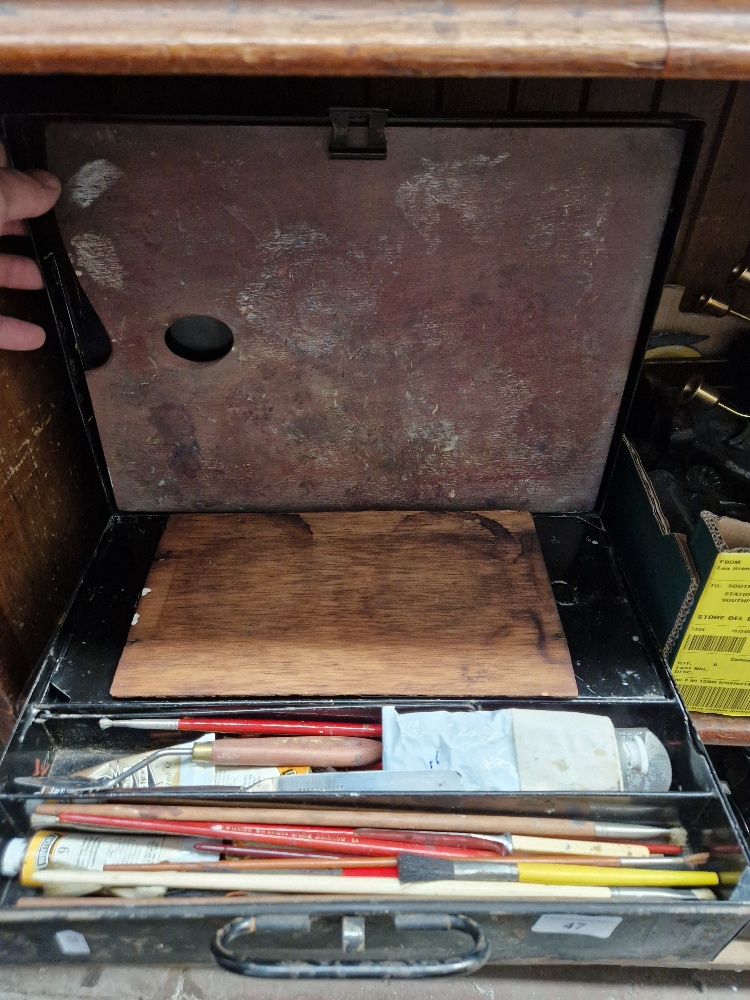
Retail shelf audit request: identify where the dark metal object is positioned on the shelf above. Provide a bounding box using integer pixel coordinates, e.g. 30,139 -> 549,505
211,911 -> 489,978
0,120 -> 112,371
0,113 -> 749,971
680,374 -> 750,420
732,263 -> 750,290
42,253 -> 112,370
329,108 -> 388,159
696,293 -> 750,324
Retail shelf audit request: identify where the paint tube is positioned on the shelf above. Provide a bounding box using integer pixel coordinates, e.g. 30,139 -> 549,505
382,708 -> 672,792
1,828 -> 220,896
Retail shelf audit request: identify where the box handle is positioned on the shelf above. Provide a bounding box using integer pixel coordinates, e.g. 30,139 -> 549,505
211,910 -> 489,978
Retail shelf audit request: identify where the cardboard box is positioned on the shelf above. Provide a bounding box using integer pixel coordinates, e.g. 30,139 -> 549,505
672,513 -> 750,715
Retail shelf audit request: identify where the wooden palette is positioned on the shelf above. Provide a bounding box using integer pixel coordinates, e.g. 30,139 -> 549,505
46,123 -> 684,514
111,511 -> 576,699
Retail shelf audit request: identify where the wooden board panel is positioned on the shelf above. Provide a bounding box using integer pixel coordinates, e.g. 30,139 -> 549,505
47,122 -> 684,513
692,712 -> 750,746
0,276 -> 109,744
111,511 -> 576,699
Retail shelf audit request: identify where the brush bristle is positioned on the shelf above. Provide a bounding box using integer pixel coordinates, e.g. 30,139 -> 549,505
669,826 -> 688,847
397,854 -> 455,883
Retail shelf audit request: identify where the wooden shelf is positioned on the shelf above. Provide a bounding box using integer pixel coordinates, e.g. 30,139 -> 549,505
692,712 -> 750,747
0,1 -> 749,79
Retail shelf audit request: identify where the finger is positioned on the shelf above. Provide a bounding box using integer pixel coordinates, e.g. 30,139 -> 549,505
0,253 -> 43,290
0,169 -> 61,224
1,220 -> 27,236
0,315 -> 45,350
0,145 -> 7,168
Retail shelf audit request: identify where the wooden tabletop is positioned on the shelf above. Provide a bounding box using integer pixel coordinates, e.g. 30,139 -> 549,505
0,1 -> 749,79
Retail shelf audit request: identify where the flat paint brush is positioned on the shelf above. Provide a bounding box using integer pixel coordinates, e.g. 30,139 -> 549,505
29,802 -> 686,844
31,868 -> 716,901
97,717 -> 383,737
397,855 -> 719,888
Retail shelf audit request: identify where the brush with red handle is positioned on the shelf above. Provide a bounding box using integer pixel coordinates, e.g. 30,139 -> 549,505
98,717 -> 382,737
52,813 -> 503,859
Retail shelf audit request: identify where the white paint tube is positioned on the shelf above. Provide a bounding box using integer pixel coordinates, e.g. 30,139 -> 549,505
382,708 -> 672,792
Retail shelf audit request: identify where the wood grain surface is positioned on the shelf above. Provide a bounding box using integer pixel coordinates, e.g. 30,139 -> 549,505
0,1 -> 667,78
0,277 -> 108,743
692,712 -> 750,746
4,1 -> 750,79
47,122 -> 683,513
110,511 -> 575,698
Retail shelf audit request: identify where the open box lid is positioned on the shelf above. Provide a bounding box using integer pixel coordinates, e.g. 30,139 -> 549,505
37,115 -> 690,513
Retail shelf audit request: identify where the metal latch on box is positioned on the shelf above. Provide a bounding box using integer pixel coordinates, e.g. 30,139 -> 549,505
329,108 -> 388,160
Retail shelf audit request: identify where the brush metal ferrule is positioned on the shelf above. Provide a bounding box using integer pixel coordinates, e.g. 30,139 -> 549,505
191,742 -> 214,763
99,718 -> 180,730
593,824 -> 671,840
452,863 -> 518,881
619,857 -> 688,870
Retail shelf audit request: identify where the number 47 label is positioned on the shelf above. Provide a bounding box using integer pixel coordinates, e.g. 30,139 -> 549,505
531,914 -> 622,939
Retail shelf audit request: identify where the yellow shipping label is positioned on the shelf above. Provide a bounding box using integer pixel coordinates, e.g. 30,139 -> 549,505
673,552 -> 750,715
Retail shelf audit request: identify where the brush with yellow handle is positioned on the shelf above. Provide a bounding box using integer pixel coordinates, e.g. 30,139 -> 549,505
397,854 -> 719,888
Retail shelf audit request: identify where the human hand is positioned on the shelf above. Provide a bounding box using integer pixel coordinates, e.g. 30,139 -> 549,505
0,144 -> 61,350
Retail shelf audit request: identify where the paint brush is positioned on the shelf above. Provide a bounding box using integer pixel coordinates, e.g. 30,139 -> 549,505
104,844 -> 708,878
96,717 -> 383,737
396,854 -> 719,888
41,811 -> 661,860
194,841 -> 497,861
192,842 -> 345,860
105,856 -> 398,872
31,868 -> 716,902
51,813 -> 502,859
30,802 -> 686,845
356,828 -> 660,858
105,861 -> 399,876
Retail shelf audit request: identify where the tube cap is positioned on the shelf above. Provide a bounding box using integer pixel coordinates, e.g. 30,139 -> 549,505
1,838 -> 27,877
